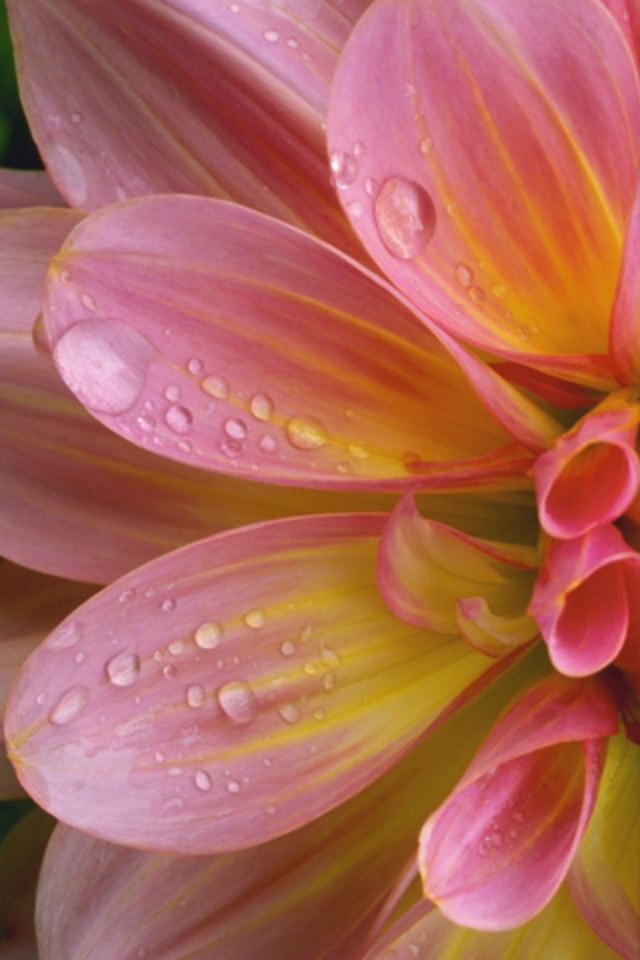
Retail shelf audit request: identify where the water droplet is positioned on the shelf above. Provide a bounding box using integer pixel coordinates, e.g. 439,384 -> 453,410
106,651 -> 140,687
278,703 -> 301,724
249,392 -> 275,421
74,651 -> 86,664
258,434 -> 278,453
217,680 -> 259,724
352,140 -> 366,158
71,111 -> 82,123
263,756 -> 273,767
155,751 -> 165,763
280,640 -> 297,656
161,598 -> 176,613
468,286 -> 485,304
244,609 -> 266,629
518,324 -> 532,342
323,671 -> 336,690
330,151 -> 359,189
511,809 -> 525,824
186,684 -> 206,708
491,282 -> 509,299
347,442 -> 369,459
118,589 -> 136,603
419,137 -> 434,155
299,622 -> 313,642
80,293 -> 95,311
286,37 -> 299,48
164,384 -> 181,402
138,411 -> 157,434
263,28 -> 280,42
168,640 -> 186,656
194,621 -> 223,649
313,708 -> 326,721
478,836 -> 493,856
374,178 -> 437,260
364,177 -> 378,197
163,664 -> 177,679
49,686 -> 90,725
347,200 -> 363,218
455,263 -> 474,288
168,766 -> 182,777
187,358 -> 204,376
165,404 -> 192,434
192,769 -> 212,792
201,375 -> 229,399
286,415 -> 327,450
304,662 -> 317,675
320,644 -> 341,666
54,319 -> 154,415
48,620 -> 83,650
224,418 -> 248,440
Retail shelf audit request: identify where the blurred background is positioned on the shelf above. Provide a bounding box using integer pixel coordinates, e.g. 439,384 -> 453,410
0,0 -> 42,168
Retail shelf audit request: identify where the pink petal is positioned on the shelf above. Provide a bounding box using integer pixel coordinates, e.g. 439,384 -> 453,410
534,392 -> 640,538
568,729 -> 640,960
5,513 -> 501,854
529,524 -> 640,676
600,0 -> 640,65
0,169 -> 65,208
418,674 -> 619,930
44,195 -> 524,491
328,0 -> 639,380
610,188 -> 640,387
491,363 -> 601,410
378,494 -> 538,646
7,0 -> 369,255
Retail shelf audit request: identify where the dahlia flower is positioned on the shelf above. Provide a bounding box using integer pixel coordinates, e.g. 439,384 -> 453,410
0,0 -> 638,958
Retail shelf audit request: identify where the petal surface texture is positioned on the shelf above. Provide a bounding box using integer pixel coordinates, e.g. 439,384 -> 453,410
43,195 -> 524,491
328,0 -> 640,385
6,0 -> 369,255
610,186 -> 640,387
5,514 -> 502,854
418,674 -> 619,929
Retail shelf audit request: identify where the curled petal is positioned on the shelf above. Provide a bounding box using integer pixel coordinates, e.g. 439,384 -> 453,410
7,0 -> 368,254
328,0 -> 640,381
44,195 -> 523,491
534,391 -> 640,538
610,188 -> 640,387
569,729 -> 640,960
5,514 -> 501,854
529,524 -> 640,676
418,674 -> 619,930
378,494 -> 538,647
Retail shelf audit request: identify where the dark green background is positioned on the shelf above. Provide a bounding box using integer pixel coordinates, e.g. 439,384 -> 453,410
0,0 -> 42,168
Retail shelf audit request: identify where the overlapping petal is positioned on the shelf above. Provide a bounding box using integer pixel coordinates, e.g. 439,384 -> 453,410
529,524 -> 640,676
6,0 -> 370,255
533,391 -> 640,539
568,728 -> 640,960
417,674 -> 619,930
328,0 -> 640,386
43,195 -> 530,491
5,513 -> 508,854
610,187 -> 640,388
0,169 -> 64,209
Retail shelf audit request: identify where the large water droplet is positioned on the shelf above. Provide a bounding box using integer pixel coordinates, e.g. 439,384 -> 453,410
374,178 -> 436,260
49,686 -> 90,725
106,651 -> 140,687
286,416 -> 327,450
165,405 -> 193,434
249,393 -> 275,421
194,621 -> 224,649
54,319 -> 154,415
224,418 -> 248,440
194,769 -> 212,791
187,684 -> 206,708
217,680 -> 259,724
48,620 -> 83,650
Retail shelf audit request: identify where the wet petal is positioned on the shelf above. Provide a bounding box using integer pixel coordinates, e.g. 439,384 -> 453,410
534,391 -> 640,538
328,0 -> 640,382
378,494 -> 539,652
362,883 -> 625,960
418,674 -> 619,930
7,0 -> 369,254
610,188 -> 640,388
529,524 -> 640,676
5,513 -> 503,854
0,169 -> 65,209
44,195 -> 525,492
568,728 -> 639,960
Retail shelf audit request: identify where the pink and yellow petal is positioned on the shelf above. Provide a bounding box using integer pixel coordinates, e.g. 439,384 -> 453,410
6,0 -> 369,255
568,728 -> 639,960
610,187 -> 640,388
5,513 -> 505,854
328,0 -> 640,378
44,195 -> 526,492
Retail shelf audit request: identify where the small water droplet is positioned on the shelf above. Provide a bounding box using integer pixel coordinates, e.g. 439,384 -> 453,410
118,589 -> 136,603
168,766 -> 182,777
323,671 -> 336,690
187,684 -> 206,708
74,651 -> 86,664
155,751 -> 165,762
138,412 -> 156,433
512,809 -> 525,824
347,442 -> 369,459
187,358 -> 204,376
220,437 -> 243,458
71,111 -> 82,124
227,779 -> 241,793
163,664 -> 177,679
304,662 -> 317,675
455,263 -> 474,288
478,836 -> 493,856
491,282 -> 509,299
313,708 -> 326,721
224,418 -> 248,440
106,651 -> 140,687
419,137 -> 434,155
468,286 -> 485,304
217,680 -> 259,724
49,686 -> 90,725
165,404 -> 192,434
263,28 -> 280,42
258,434 -> 278,453
374,178 -> 437,260
280,640 -> 296,656
263,756 -> 273,767
194,769 -> 212,791
320,644 -> 341,666
331,151 -> 359,189
80,293 -> 95,311
347,200 -> 363,218
168,639 -> 186,656
286,415 -> 327,450
164,384 -> 181,402
161,598 -> 176,613
286,36 -> 299,48
244,609 -> 266,629
364,177 -> 378,197
249,392 -> 275,421
194,621 -> 224,649
53,319 -> 154,415
278,703 -> 301,724
299,622 -> 313,642
48,620 -> 83,650
201,375 -> 229,399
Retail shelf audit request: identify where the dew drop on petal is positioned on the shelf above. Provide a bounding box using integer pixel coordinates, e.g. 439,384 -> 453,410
118,589 -> 136,603
168,640 -> 186,656
49,686 -> 89,725
161,598 -> 176,613
187,684 -> 206,708
374,178 -> 436,260
278,703 -> 301,724
323,671 -> 337,690
217,680 -> 259,724
455,263 -> 474,289
227,779 -> 241,793
106,651 -> 140,687
194,621 -> 224,649
187,358 -> 204,376
330,151 -> 359,189
286,416 -> 327,450
164,384 -> 181,402
54,319 -> 155,415
224,418 -> 248,440
163,664 -> 177,679
165,404 -> 193,434
263,28 -> 279,42
249,393 -> 275,421
244,609 -> 266,629
194,769 -> 212,791
258,434 -> 278,453
320,644 -> 341,666
280,640 -> 296,657
201,375 -> 229,399
48,620 -> 83,650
